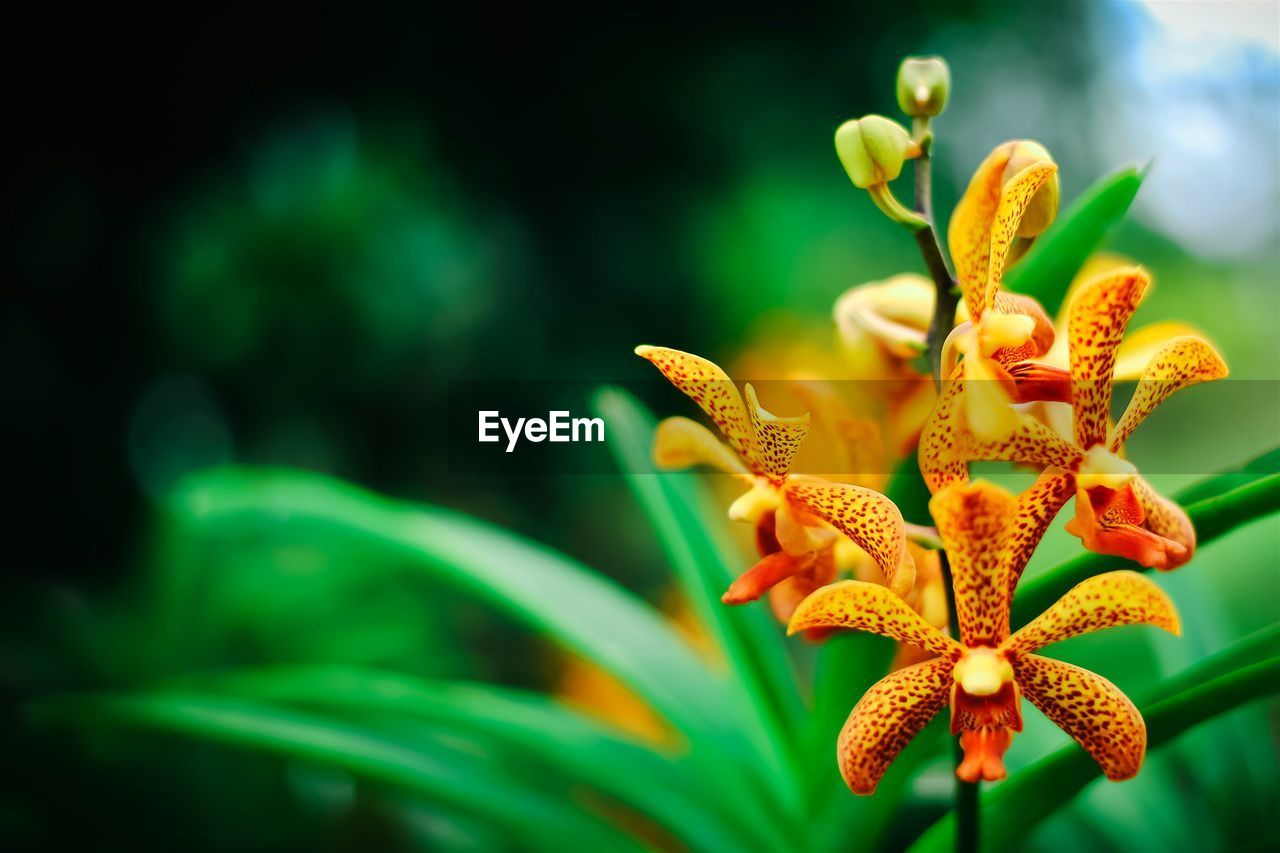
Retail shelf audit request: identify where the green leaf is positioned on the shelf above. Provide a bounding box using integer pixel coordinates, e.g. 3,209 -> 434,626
1012,474 -> 1280,627
909,633 -> 1280,852
1174,446 -> 1280,506
1004,165 -> 1145,316
165,467 -> 767,808
36,691 -> 645,853
592,387 -> 806,806
181,665 -> 771,851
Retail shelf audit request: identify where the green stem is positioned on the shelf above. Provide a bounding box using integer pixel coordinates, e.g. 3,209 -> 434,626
938,544 -> 980,853
915,118 -> 979,853
909,130 -> 959,387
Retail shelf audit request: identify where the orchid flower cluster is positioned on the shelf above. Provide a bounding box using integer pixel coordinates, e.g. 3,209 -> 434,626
635,56 -> 1228,795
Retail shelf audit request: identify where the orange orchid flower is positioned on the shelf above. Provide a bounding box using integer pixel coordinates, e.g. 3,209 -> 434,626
635,345 -> 915,621
790,478 -> 1180,794
921,266 -> 1228,569
942,141 -> 1065,441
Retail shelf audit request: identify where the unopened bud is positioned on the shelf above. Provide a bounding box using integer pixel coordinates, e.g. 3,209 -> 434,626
835,115 -> 915,188
1000,140 -> 1060,237
896,56 -> 950,117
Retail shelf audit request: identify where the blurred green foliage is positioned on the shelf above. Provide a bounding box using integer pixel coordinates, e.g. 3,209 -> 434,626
4,1 -> 1279,850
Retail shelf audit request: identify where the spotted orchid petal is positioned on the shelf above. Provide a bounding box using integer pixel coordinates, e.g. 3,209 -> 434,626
929,482 -> 1017,647
1112,322 -> 1211,380
1004,570 -> 1180,655
1004,470 -> 1076,593
948,144 -> 1057,319
744,383 -> 811,483
1013,654 -> 1147,781
1110,335 -> 1228,451
786,479 -> 916,595
788,580 -> 961,657
984,161 -> 1058,306
1066,267 -> 1149,449
636,346 -> 761,471
652,417 -> 751,477
919,372 -> 1084,493
836,657 -> 954,795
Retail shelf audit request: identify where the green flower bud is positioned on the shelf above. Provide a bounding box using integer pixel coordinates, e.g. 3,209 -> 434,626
1000,140 -> 1060,237
896,56 -> 950,117
835,115 -> 915,189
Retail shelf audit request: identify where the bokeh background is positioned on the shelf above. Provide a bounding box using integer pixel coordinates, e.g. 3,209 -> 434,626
4,1 -> 1278,850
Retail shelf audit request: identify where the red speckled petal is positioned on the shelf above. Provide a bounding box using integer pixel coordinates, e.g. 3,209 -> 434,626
636,345 -> 761,471
1066,268 -> 1149,449
744,383 -> 810,483
1013,654 -> 1147,781
788,580 -> 960,657
1111,336 -> 1228,451
929,481 -> 1017,647
836,656 -> 954,795
1004,570 -> 1180,655
786,479 -> 915,596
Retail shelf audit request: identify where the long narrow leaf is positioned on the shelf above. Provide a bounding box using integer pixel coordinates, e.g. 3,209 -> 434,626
593,387 -> 805,805
1174,447 -> 1280,506
166,468 -> 768,807
1004,165 -> 1145,316
36,692 -> 645,853
187,665 -> 772,851
1013,474 -> 1280,627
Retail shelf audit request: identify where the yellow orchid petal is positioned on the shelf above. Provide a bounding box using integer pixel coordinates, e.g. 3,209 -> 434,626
1132,476 -> 1197,571
1066,267 -> 1150,448
985,161 -> 1058,307
983,162 -> 1054,308
921,371 -> 1085,494
787,580 -> 960,657
635,345 -> 760,471
652,417 -> 750,477
1111,335 -> 1228,450
836,656 -> 954,795
929,482 -> 1016,647
920,374 -> 971,492
948,145 -> 1012,319
786,479 -> 916,596
1013,654 -> 1147,781
1004,570 -> 1180,655
1113,322 -> 1207,380
1004,470 -> 1076,593
744,383 -> 810,483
